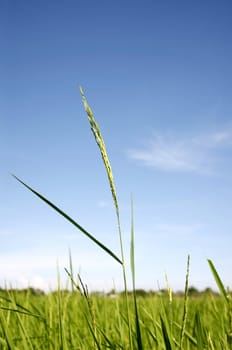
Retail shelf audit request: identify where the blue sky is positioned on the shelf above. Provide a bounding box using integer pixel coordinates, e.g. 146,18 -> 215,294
1,0 -> 232,292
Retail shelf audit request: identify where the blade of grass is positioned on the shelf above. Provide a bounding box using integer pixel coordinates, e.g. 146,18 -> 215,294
84,314 -> 101,350
0,306 -> 44,319
64,268 -> 80,292
0,313 -> 16,350
173,321 -> 197,346
193,310 -> 205,350
160,315 -> 173,350
57,265 -> 66,350
0,294 -> 44,320
130,196 -> 143,350
208,259 -> 232,347
68,249 -> 74,294
12,174 -> 122,265
207,259 -> 229,305
3,290 -> 35,350
159,289 -> 175,349
180,254 -> 190,350
98,327 -> 121,350
130,197 -> 135,288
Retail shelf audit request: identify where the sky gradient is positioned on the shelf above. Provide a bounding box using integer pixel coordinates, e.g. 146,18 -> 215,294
1,0 -> 232,292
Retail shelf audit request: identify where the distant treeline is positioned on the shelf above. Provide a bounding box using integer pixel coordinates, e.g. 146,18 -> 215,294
0,286 -> 224,298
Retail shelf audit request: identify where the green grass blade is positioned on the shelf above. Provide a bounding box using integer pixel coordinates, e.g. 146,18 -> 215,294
12,174 -> 122,265
193,310 -> 205,350
84,314 -> 101,350
159,291 -> 176,349
173,321 -> 197,346
64,268 -> 81,293
98,327 -> 117,349
130,197 -> 135,287
207,259 -> 229,305
0,294 -> 44,319
68,249 -> 75,294
130,196 -> 143,350
0,313 -> 16,350
180,254 -> 190,349
57,266 -> 67,350
0,306 -> 43,319
160,315 -> 173,350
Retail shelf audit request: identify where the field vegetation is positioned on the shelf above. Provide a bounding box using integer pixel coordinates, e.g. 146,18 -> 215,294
1,89 -> 231,349
0,284 -> 231,349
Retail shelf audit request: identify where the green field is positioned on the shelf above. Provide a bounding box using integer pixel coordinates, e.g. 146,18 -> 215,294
0,285 -> 232,349
3,90 -> 231,349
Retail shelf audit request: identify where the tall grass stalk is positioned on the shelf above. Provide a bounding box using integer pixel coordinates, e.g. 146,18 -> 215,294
180,254 -> 190,349
56,262 -> 67,350
80,87 -> 133,349
130,196 -> 143,350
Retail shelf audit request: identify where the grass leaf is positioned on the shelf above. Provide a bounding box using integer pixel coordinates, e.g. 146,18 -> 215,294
207,259 -> 229,305
160,316 -> 173,350
180,254 -> 190,349
193,310 -> 205,350
130,196 -> 143,350
12,175 -> 122,265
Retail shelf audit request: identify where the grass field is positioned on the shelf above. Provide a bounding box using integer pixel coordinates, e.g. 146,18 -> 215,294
2,89 -> 231,349
0,285 -> 231,349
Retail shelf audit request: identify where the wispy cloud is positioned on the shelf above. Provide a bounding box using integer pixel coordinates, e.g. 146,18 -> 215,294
0,251 -> 118,291
128,127 -> 232,174
193,130 -> 232,148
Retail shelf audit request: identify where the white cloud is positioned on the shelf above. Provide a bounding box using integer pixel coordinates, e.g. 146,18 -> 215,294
13,275 -> 52,291
128,127 -> 232,174
193,130 -> 232,148
0,251 -> 120,291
